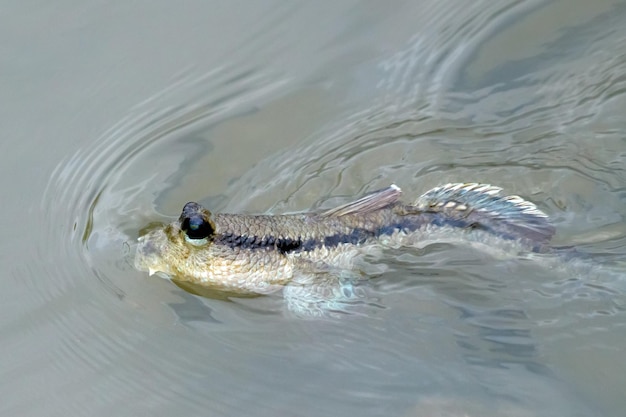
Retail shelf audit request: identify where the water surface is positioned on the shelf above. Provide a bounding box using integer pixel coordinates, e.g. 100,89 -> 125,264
2,1 -> 626,416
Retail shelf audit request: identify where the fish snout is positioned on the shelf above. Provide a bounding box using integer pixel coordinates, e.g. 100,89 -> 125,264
134,235 -> 165,276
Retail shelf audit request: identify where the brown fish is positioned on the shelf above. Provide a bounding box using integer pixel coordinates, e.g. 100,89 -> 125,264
135,183 -> 554,299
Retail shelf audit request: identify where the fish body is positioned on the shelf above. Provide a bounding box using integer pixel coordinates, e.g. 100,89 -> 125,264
135,183 -> 555,296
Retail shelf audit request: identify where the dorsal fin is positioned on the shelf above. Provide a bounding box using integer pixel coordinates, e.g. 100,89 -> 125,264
414,183 -> 555,244
321,184 -> 402,217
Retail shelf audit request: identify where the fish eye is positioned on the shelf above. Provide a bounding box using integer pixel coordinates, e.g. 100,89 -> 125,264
179,202 -> 215,246
181,214 -> 213,240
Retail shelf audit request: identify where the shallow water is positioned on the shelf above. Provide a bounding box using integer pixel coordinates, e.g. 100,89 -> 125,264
2,1 -> 626,416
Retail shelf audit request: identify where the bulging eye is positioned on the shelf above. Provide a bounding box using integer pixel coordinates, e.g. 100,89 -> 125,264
179,202 -> 215,245
181,214 -> 213,240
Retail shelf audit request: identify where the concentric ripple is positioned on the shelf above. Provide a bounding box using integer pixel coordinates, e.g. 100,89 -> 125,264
21,1 -> 626,416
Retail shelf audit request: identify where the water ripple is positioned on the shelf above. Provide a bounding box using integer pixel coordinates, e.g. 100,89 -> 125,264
23,2 -> 626,416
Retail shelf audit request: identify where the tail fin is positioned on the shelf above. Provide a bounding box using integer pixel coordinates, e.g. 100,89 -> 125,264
414,183 -> 555,245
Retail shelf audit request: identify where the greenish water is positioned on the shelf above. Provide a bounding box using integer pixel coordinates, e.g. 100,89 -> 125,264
2,1 -> 625,416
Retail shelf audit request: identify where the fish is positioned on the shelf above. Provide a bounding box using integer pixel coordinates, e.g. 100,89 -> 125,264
134,183 -> 555,303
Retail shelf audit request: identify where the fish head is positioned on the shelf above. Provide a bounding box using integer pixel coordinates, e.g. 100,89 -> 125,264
134,202 -> 217,280
134,202 -> 294,294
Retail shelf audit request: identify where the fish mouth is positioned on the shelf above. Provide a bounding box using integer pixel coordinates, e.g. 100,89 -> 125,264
134,231 -> 170,277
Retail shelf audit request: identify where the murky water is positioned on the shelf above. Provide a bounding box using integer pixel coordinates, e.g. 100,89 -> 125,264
2,1 -> 626,416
